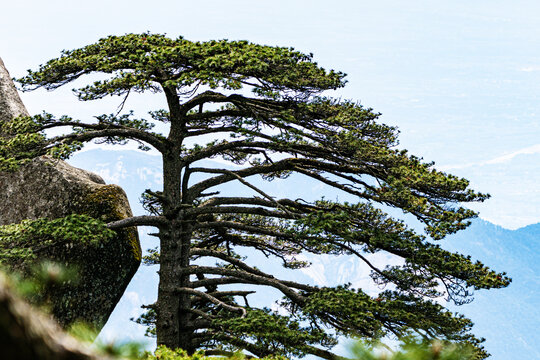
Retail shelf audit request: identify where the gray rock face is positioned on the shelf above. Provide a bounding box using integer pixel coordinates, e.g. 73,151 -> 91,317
0,58 -> 141,330
1,156 -> 106,223
0,58 -> 29,131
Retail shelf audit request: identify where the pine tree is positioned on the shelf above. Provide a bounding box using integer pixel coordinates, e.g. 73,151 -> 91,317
0,33 -> 509,359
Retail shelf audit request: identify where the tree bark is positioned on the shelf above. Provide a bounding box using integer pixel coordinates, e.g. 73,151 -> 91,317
156,122 -> 196,351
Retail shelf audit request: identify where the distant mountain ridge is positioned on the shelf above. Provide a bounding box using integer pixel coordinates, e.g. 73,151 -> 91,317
67,149 -> 539,360
442,219 -> 539,360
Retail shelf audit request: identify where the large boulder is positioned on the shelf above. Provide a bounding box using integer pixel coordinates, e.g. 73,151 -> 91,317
0,57 -> 141,330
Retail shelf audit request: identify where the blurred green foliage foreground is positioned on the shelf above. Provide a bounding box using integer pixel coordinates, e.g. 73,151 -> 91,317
135,341 -> 474,360
76,335 -> 477,360
0,264 -> 474,360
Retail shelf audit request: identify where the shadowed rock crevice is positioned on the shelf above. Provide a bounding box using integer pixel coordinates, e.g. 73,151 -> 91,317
0,57 -> 141,330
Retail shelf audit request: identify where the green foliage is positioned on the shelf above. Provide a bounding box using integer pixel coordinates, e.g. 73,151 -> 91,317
133,303 -> 157,337
351,338 -> 475,360
4,261 -> 80,312
17,33 -> 345,99
95,339 -> 148,359
297,287 -> 486,358
67,317 -> 148,358
212,308 -> 337,358
139,346 -> 293,360
118,341 -> 476,360
0,214 -> 115,264
288,201 -> 509,299
143,347 -> 209,360
5,32 -> 510,359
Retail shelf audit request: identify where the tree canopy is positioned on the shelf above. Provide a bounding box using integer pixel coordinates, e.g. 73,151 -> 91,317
0,33 -> 509,359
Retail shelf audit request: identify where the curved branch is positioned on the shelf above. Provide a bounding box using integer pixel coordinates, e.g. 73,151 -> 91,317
186,110 -> 247,123
106,215 -> 167,229
303,345 -> 350,360
40,121 -> 168,152
193,219 -> 391,281
196,235 -> 301,266
199,196 -> 316,212
176,287 -> 247,317
191,248 -> 272,278
186,154 -> 380,202
182,140 -> 273,164
194,169 -> 296,216
179,91 -> 289,116
188,308 -> 216,320
190,276 -> 257,289
185,266 -> 313,303
186,205 -> 298,219
186,126 -> 239,137
179,91 -> 230,113
208,290 -> 256,298
187,157 -> 300,199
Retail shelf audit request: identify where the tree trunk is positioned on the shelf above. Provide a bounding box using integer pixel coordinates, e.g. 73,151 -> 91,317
156,151 -> 193,351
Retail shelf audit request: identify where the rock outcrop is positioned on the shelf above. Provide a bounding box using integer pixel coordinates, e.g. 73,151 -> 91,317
0,58 -> 28,136
0,57 -> 141,330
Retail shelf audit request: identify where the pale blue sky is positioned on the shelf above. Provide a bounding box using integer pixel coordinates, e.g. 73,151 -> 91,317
3,1 -> 539,228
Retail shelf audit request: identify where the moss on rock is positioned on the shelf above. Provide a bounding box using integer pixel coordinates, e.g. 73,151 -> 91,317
84,185 -> 141,262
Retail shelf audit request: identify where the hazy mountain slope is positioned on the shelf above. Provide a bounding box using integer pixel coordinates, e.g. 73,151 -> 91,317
443,220 -> 539,359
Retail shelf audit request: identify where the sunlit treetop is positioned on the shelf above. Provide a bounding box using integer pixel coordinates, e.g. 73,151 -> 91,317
18,33 -> 346,100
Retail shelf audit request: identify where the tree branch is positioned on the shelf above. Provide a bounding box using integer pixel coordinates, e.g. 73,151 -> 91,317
39,121 -> 168,152
191,248 -> 273,278
186,205 -> 298,219
106,215 -> 167,229
175,287 -> 247,317
184,265 -> 313,304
